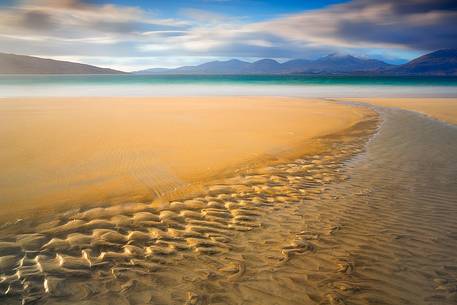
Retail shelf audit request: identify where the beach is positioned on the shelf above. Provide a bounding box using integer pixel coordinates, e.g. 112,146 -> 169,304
1,96 -> 457,305
0,0 -> 457,305
0,97 -> 370,219
343,97 -> 457,124
1,0 -> 457,303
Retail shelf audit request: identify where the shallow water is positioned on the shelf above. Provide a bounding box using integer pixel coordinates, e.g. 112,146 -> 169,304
2,75 -> 457,86
1,75 -> 457,97
0,106 -> 456,305
322,105 -> 457,304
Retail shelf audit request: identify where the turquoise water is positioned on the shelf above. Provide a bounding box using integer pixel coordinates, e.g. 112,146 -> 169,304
1,74 -> 457,86
1,75 -> 457,97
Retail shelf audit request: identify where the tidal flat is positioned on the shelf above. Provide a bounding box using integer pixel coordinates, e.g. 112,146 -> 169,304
0,97 -> 456,305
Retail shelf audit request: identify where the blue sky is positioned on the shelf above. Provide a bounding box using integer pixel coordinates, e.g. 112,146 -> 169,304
0,0 -> 455,71
92,0 -> 348,20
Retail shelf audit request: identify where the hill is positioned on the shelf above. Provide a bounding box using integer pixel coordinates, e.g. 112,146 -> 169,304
0,53 -> 125,74
390,49 -> 457,76
136,54 -> 392,75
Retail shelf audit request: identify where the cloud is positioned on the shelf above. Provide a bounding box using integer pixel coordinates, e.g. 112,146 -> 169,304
0,0 -> 456,70
331,0 -> 457,50
1,0 -> 186,38
248,0 -> 457,51
20,10 -> 55,30
174,0 -> 457,58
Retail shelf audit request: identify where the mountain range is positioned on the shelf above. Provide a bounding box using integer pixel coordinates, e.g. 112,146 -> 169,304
136,50 -> 457,76
0,49 -> 456,76
136,54 -> 393,75
0,53 -> 125,74
387,49 -> 457,76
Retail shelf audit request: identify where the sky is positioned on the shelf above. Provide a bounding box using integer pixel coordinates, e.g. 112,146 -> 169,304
0,0 -> 456,71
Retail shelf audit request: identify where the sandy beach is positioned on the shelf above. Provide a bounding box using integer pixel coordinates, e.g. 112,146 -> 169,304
0,96 -> 382,305
2,0 -> 457,303
1,96 -> 457,305
343,98 -> 457,125
0,97 -> 370,219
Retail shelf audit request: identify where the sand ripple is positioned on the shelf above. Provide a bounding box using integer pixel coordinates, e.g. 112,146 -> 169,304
2,107 -> 456,305
0,113 -> 375,305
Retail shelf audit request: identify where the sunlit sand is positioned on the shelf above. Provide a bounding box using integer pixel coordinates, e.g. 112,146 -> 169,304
0,96 -> 383,305
1,0 -> 457,303
1,96 -> 457,305
0,97 -> 370,219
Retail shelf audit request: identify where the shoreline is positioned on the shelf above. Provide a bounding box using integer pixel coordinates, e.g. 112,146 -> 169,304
340,97 -> 457,125
1,85 -> 457,99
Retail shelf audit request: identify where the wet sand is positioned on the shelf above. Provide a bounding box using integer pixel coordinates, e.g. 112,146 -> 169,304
1,97 -> 457,305
343,98 -> 457,125
0,97 -> 370,219
0,100 -> 380,305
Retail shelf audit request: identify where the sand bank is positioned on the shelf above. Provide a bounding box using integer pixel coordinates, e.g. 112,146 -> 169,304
0,105 -> 380,305
343,98 -> 457,125
0,97 -> 371,218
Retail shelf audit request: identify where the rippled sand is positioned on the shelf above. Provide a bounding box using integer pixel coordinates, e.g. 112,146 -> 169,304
0,97 -> 369,219
1,97 -> 457,305
0,104 -> 379,305
343,97 -> 457,125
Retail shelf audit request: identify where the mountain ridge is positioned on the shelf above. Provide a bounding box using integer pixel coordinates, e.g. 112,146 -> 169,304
135,49 -> 457,76
0,53 -> 126,74
387,49 -> 457,76
1,49 -> 456,76
136,54 -> 393,75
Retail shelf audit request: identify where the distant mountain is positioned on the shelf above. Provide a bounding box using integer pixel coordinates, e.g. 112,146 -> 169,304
279,59 -> 313,73
248,59 -> 283,73
136,54 -> 393,75
303,54 -> 392,73
172,59 -> 251,74
0,53 -> 126,74
389,49 -> 457,76
5,49 -> 455,76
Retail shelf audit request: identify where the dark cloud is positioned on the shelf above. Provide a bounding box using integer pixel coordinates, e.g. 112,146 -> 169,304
338,16 -> 457,50
381,0 -> 457,14
334,0 -> 457,50
21,11 -> 55,30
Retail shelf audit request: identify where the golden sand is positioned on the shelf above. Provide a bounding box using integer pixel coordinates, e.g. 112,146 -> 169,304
345,97 -> 457,125
0,109 -> 381,305
0,97 -> 370,218
2,98 -> 456,305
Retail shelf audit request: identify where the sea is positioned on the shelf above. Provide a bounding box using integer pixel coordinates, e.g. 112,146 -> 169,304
1,74 -> 457,97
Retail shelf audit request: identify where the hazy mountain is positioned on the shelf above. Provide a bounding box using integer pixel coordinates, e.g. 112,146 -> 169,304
279,59 -> 313,73
248,59 -> 282,73
0,53 -> 126,74
136,54 -> 393,75
302,54 -> 392,73
390,49 -> 457,76
4,49 -> 455,76
170,59 -> 251,74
